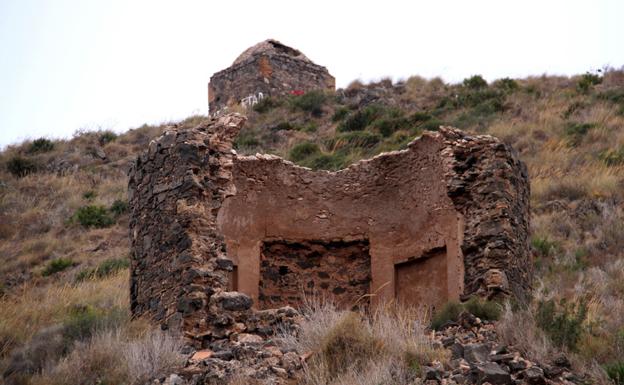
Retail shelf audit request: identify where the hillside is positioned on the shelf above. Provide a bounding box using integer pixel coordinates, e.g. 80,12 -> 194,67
1,69 -> 624,384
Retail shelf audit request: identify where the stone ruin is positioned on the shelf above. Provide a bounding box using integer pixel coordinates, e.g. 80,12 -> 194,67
208,39 -> 335,113
128,114 -> 531,342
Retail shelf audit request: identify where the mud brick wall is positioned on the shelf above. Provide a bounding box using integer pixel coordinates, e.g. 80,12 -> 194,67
128,114 -> 531,338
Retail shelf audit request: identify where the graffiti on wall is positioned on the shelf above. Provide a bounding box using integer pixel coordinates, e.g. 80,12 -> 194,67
240,92 -> 265,109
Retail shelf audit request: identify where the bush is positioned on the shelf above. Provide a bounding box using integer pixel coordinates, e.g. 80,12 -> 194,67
82,190 -> 97,200
463,75 -> 488,89
75,258 -> 130,282
110,199 -> 128,216
531,236 -> 559,258
320,312 -> 383,378
289,142 -> 321,162
599,146 -> 624,166
62,305 -> 126,343
431,302 -> 463,330
338,104 -> 385,132
463,297 -> 502,321
431,298 -> 501,330
252,96 -> 280,113
28,138 -> 54,153
98,131 -> 117,145
290,90 -> 327,116
303,153 -> 348,171
271,121 -> 295,131
493,77 -> 519,92
332,106 -> 350,122
577,72 -> 602,94
6,155 -> 37,177
42,258 -> 75,276
605,361 -> 624,385
536,299 -> 587,350
564,122 -> 594,146
234,131 -> 260,149
72,205 -> 115,228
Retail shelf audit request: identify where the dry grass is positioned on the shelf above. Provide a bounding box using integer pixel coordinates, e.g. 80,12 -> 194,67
280,300 -> 447,385
0,271 -> 128,358
30,328 -> 184,385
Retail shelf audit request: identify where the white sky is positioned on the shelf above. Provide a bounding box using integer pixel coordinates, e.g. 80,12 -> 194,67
0,0 -> 622,148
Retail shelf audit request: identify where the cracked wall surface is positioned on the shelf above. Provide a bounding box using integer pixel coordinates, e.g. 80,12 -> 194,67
128,114 -> 530,338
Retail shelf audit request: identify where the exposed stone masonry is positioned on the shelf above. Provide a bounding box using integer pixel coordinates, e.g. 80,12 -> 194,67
128,114 -> 531,345
208,39 -> 335,113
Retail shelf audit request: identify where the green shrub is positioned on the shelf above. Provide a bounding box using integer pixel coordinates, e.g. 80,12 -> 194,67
564,122 -> 594,146
410,112 -> 433,123
63,305 -> 127,343
605,361 -> 624,385
431,302 -> 463,330
253,97 -> 280,113
536,299 -> 587,350
463,297 -> 502,321
302,153 -> 348,171
234,131 -> 260,149
72,205 -> 115,228
98,130 -> 118,145
290,90 -> 327,116
28,138 -> 54,153
599,146 -> 624,166
82,191 -> 97,200
531,236 -> 559,258
289,142 -> 321,162
421,118 -> 444,131
110,199 -> 128,216
6,155 -> 38,177
337,104 -> 385,132
463,75 -> 488,89
577,72 -> 602,94
332,106 -> 350,122
493,77 -> 519,92
431,298 -> 501,330
75,258 -> 130,282
42,258 -> 75,276
271,121 -> 295,131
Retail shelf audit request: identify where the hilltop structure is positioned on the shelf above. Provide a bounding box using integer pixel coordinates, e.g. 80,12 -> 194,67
128,114 -> 531,341
208,39 -> 335,113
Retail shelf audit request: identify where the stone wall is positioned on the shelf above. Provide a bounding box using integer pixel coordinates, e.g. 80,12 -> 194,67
208,41 -> 335,113
128,114 -> 531,339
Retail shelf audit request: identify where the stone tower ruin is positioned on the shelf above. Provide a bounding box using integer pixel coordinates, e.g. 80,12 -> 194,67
128,114 -> 531,338
208,39 -> 335,113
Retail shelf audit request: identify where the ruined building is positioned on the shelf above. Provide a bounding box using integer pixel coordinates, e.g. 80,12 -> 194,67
208,39 -> 335,113
128,114 -> 531,338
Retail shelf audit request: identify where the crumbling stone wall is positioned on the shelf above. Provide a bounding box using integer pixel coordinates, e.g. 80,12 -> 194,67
208,40 -> 335,113
128,114 -> 530,339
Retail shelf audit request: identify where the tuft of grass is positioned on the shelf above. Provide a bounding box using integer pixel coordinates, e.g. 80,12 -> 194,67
110,199 -> 128,216
42,258 -> 75,277
28,138 -> 55,154
536,298 -> 587,351
253,96 -> 280,113
605,362 -> 624,385
6,156 -> 38,177
577,72 -> 602,94
531,236 -> 559,258
71,205 -> 115,228
332,106 -> 350,122
564,122 -> 595,146
430,301 -> 463,330
75,258 -> 130,282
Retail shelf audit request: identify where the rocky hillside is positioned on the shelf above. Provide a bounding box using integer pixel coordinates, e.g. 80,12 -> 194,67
1,69 -> 623,384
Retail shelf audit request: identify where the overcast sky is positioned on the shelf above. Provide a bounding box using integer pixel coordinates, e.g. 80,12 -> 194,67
0,0 -> 622,148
